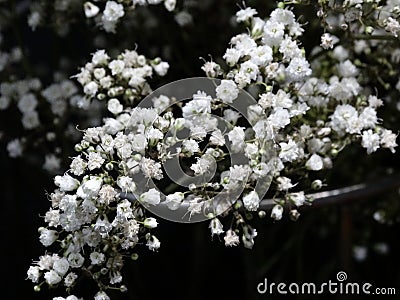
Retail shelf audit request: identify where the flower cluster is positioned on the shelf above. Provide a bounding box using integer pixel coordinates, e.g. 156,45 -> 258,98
24,2 -> 399,300
28,0 -> 176,34
75,48 -> 169,108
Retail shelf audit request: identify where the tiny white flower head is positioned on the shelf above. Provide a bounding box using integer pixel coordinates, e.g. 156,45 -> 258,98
140,188 -> 161,205
54,174 -> 80,192
305,153 -> 324,171
224,229 -> 240,247
107,98 -> 123,115
39,228 -> 58,247
103,1 -> 125,22
242,191 -> 260,211
27,266 -> 41,283
236,7 -> 257,23
44,270 -> 62,285
146,235 -> 161,251
144,217 -> 158,228
289,191 -> 306,207
53,257 -> 69,277
164,192 -> 184,210
153,61 -> 169,76
216,79 -> 239,104
84,2 -> 100,18
164,0 -> 176,12
209,218 -> 224,236
94,291 -> 110,300
77,176 -> 103,199
271,204 -> 283,220
83,81 -> 98,96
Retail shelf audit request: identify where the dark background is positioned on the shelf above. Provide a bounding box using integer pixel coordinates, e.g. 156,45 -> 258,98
1,0 -> 400,299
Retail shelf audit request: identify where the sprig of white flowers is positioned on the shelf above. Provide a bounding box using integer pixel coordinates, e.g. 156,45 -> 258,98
26,3 -> 399,300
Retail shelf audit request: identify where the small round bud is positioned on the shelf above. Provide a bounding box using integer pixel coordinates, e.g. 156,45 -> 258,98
34,285 -> 41,292
189,183 -> 197,191
317,9 -> 324,18
311,179 -> 323,190
97,93 -> 106,100
81,140 -> 90,149
365,26 -> 374,35
258,210 -> 266,218
105,162 -> 114,171
120,285 -> 128,292
131,253 -> 139,260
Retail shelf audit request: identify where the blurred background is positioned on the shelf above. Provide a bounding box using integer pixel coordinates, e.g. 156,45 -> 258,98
1,0 -> 400,299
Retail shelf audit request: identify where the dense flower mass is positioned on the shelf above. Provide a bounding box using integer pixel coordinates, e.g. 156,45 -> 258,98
14,0 -> 400,299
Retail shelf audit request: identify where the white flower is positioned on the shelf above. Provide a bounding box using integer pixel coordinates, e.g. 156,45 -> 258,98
27,266 -> 41,283
361,130 -> 380,154
87,152 -> 105,170
182,91 -> 211,118
84,2 -> 100,18
286,57 -> 312,81
103,1 -> 124,22
271,204 -> 283,220
94,291 -> 110,300
0,96 -> 10,110
64,272 -> 78,287
92,50 -> 110,65
44,270 -> 62,285
83,81 -> 98,96
236,7 -> 257,22
223,48 -> 241,66
305,153 -> 324,171
54,174 -> 80,192
338,60 -> 358,78
107,98 -> 123,115
90,252 -> 105,265
109,59 -> 125,75
268,108 -> 291,129
146,235 -> 161,251
53,257 -> 69,276
117,176 -> 136,193
190,155 -> 214,175
39,228 -> 58,247
70,157 -> 87,176
380,129 -> 397,153
140,188 -> 161,205
279,139 -> 300,162
277,177 -> 294,191
320,33 -> 335,50
7,138 -> 23,158
18,93 -> 37,113
164,0 -> 176,11
182,139 -> 200,155
290,191 -> 306,206
77,176 -> 103,199
263,20 -> 285,47
68,253 -> 85,268
359,107 -> 377,129
216,80 -> 239,104
21,111 -> 40,129
224,230 -> 240,246
164,192 -> 184,210
140,157 -> 163,180
209,218 -> 224,236
250,45 -> 273,66
153,61 -> 169,76
144,217 -> 158,228
228,126 -> 245,152
242,191 -> 260,211
385,17 -> 400,37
